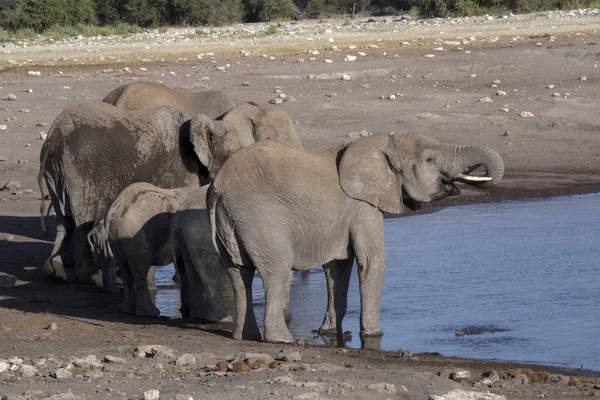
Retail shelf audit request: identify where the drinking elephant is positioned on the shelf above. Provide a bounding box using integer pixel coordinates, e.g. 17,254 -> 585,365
208,133 -> 504,343
103,81 -> 236,119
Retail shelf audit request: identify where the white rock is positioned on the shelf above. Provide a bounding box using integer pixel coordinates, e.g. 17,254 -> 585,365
142,389 -> 160,400
344,55 -> 357,61
0,360 -> 10,372
134,345 -> 175,359
547,84 -> 555,89
40,132 -> 48,140
424,54 -> 435,58
433,47 -> 444,51
580,76 -> 587,81
0,125 -> 7,131
328,38 -> 334,43
388,94 -> 396,100
552,92 -> 561,97
429,389 -> 507,400
324,59 -> 332,63
496,91 -> 507,96
449,369 -> 471,381
28,71 -> 41,76
53,368 -> 72,379
367,383 -> 396,394
519,111 -> 534,118
175,354 -> 195,366
6,93 -> 17,101
171,396 -> 193,400
341,74 -> 352,80
479,97 -> 493,103
19,364 -> 38,377
358,52 -> 366,56
500,107 -> 510,112
470,74 -> 477,78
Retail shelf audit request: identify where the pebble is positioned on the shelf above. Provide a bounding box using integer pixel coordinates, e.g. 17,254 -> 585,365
232,361 -> 250,373
28,71 -> 41,76
547,84 -> 555,89
241,81 -> 250,86
175,354 -> 195,366
580,76 -> 587,81
479,97 -> 493,103
449,369 -> 471,381
269,98 -> 283,104
275,351 -> 302,362
0,360 -> 9,372
53,368 -> 73,379
40,132 -> 48,140
341,74 -> 351,81
296,58 -> 305,63
496,91 -> 507,96
345,55 -> 357,61
46,322 -> 58,331
1,181 -> 21,191
216,361 -> 228,372
0,124 -> 7,131
425,54 -> 435,58
19,364 -> 38,377
519,111 -> 534,118
134,345 -> 175,359
324,59 -> 332,63
142,389 -> 160,400
103,355 -> 127,364
552,92 -> 561,97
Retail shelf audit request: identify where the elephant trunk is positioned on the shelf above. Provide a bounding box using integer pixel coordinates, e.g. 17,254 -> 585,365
440,144 -> 505,189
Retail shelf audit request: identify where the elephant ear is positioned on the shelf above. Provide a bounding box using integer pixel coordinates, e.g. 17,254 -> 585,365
338,136 -> 404,214
189,113 -> 215,171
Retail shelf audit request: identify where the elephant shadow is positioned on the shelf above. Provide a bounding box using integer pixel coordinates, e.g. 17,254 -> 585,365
0,215 -> 232,338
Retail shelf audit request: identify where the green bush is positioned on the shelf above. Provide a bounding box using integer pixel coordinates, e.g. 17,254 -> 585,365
168,0 -> 243,26
3,0 -> 96,32
243,0 -> 298,21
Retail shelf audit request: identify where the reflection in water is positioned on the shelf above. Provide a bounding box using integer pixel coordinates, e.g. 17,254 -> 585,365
156,193 -> 600,371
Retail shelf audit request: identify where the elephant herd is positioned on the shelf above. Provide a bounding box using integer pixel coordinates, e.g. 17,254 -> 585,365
38,80 -> 504,343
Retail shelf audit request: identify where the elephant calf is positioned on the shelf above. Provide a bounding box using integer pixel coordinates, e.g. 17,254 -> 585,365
88,182 -> 195,317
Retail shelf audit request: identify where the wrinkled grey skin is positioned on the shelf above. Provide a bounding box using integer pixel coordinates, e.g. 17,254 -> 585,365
103,81 -> 236,120
175,102 -> 302,320
38,102 -> 203,284
209,134 -> 504,343
88,183 -> 194,316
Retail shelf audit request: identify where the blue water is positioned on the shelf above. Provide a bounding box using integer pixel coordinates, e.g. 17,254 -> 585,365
155,193 -> 600,371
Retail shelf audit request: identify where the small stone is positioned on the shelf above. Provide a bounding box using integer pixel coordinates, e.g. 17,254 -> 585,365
175,354 -> 195,366
326,92 -> 337,97
40,132 -> 48,140
241,81 -> 250,86
1,181 -> 21,191
496,91 -> 507,96
296,58 -> 305,63
547,373 -> 569,384
479,97 -> 493,103
552,92 -> 561,97
429,390 -> 506,400
269,361 -> 280,369
519,111 -> 534,118
142,389 -> 160,400
492,79 -> 501,84
341,74 -> 351,81
425,54 -> 435,58
103,355 -> 127,364
478,370 -> 501,385
0,124 -> 7,131
28,71 -> 41,76
547,84 -> 555,89
449,370 -> 471,381
0,360 -> 9,372
52,368 -> 73,379
62,86 -> 71,90
580,76 -> 587,81
19,365 -> 37,377
0,273 -> 17,288
269,98 -> 283,105
46,322 -> 58,331
396,348 -> 413,359
324,59 -> 332,63
19,108 -> 30,113
345,55 -> 357,62
500,107 -> 510,112
388,94 -> 396,100
470,74 -> 477,78
249,359 -> 267,369
134,345 -> 175,359
84,370 -> 104,379
367,383 -> 396,394
276,352 -> 301,362
216,361 -> 228,372
6,93 -> 17,101
232,361 -> 250,373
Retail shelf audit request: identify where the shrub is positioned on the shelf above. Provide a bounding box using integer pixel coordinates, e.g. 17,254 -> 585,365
168,0 -> 243,26
243,0 -> 298,21
4,0 -> 96,32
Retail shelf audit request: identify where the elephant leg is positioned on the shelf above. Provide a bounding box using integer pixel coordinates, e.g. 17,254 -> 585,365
102,256 -> 119,294
116,258 -> 135,314
228,266 -> 260,341
42,222 -> 69,281
355,254 -> 385,338
262,268 -> 294,343
131,263 -> 160,317
175,256 -> 190,318
147,266 -> 157,292
72,225 -> 100,285
319,258 -> 353,335
283,269 -> 292,322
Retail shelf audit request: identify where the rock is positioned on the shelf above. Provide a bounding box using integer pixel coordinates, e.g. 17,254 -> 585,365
84,370 -> 104,379
9,357 -> 23,365
0,360 -> 9,372
216,361 -> 228,372
269,361 -> 280,369
366,383 -> 396,394
1,181 -> 21,191
28,71 -> 41,76
425,54 -> 435,58
241,81 -> 250,86
324,59 -> 332,63
326,92 -> 338,97
0,156 -> 6,161
269,98 -> 283,105
232,361 -> 250,373
0,124 -> 7,131
0,273 -> 17,288
519,111 -> 534,118
479,97 -> 493,103
546,84 -> 555,89
39,132 -> 47,140
175,354 -> 195,366
496,91 -> 507,96
449,370 -> 471,381
345,55 -> 357,61
249,359 -> 267,369
388,94 -> 396,100
478,370 -> 501,385
103,355 -> 127,364
547,373 -> 569,384
46,322 -> 58,331
580,76 -> 587,81
53,368 -> 72,379
233,352 -> 273,365
71,355 -> 102,368
276,352 -> 301,362
19,364 -> 38,377
142,389 -> 160,400
6,93 -> 17,101
296,58 -> 305,63
134,345 -> 175,359
428,389 -> 507,400
341,74 -> 352,81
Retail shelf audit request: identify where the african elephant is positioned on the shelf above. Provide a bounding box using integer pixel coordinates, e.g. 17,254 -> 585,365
103,81 -> 236,119
172,103 -> 302,320
38,102 -> 203,284
88,183 -> 197,317
209,133 -> 504,343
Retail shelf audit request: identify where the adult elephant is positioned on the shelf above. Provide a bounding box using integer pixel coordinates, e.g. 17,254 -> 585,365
209,133 -> 504,343
38,102 -> 203,283
103,81 -> 236,119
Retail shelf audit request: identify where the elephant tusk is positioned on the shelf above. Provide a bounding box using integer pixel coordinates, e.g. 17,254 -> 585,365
457,173 -> 493,182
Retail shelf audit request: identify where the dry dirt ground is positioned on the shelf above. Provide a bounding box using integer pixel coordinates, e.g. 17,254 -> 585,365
0,11 -> 599,400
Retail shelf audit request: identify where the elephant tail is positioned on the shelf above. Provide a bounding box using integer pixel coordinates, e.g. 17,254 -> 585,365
38,142 -> 51,234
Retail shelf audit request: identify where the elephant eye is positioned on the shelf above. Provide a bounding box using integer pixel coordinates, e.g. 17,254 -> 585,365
426,157 -> 435,163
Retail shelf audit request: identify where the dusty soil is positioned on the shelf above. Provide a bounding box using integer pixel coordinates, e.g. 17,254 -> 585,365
1,11 -> 600,400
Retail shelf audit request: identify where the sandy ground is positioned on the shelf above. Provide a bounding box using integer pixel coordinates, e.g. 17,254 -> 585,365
1,11 -> 600,400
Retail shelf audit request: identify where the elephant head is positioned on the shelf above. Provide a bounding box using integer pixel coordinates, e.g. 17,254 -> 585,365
338,133 -> 504,214
189,102 -> 301,179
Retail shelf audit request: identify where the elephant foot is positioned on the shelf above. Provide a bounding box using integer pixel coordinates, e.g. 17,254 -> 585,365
121,304 -> 135,315
233,326 -> 263,342
264,328 -> 294,344
360,335 -> 382,350
179,305 -> 191,319
42,259 -> 68,282
360,329 -> 384,338
135,306 -> 160,318
317,326 -> 340,337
